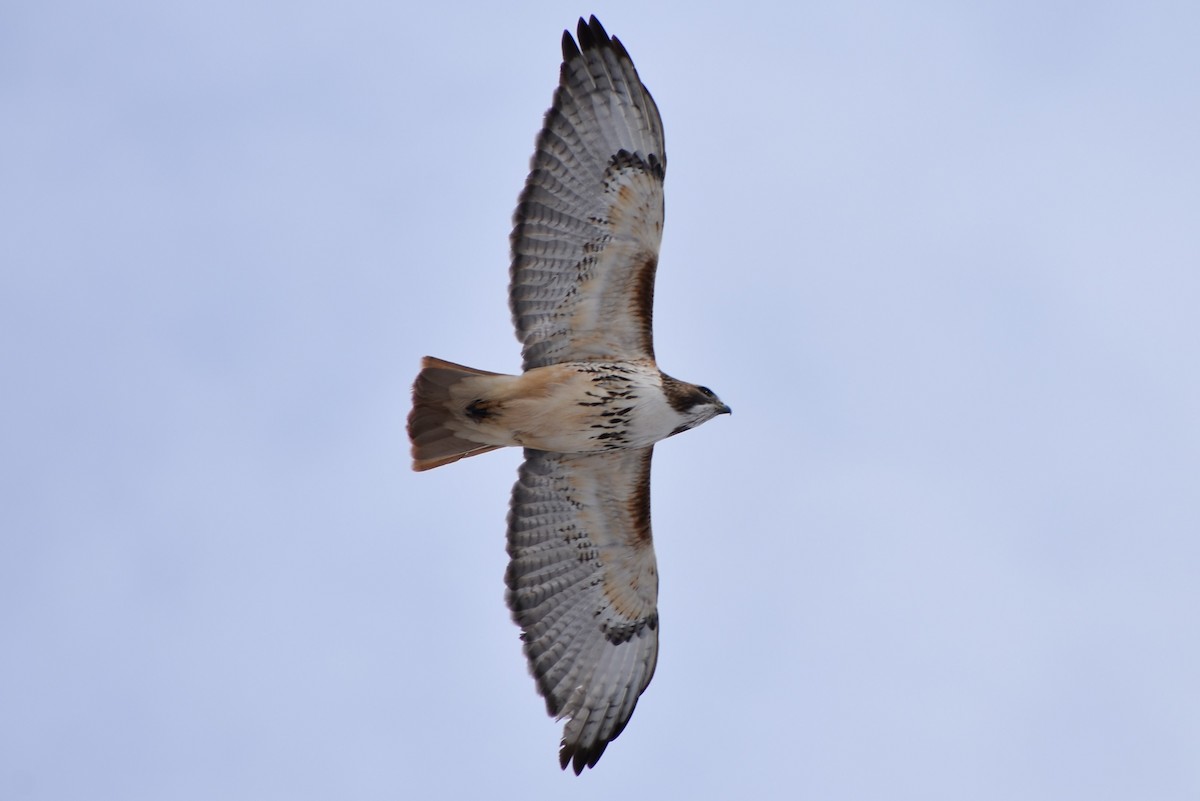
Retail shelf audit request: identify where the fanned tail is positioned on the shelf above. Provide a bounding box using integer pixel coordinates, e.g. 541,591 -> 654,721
407,356 -> 503,471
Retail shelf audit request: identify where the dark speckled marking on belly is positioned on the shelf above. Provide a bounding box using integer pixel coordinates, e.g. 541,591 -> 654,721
580,368 -> 640,449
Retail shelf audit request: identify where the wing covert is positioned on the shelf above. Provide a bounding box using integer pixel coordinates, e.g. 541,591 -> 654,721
506,446 -> 660,773
510,16 -> 667,370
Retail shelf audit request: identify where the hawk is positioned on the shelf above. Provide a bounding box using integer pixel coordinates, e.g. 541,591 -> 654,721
407,16 -> 730,773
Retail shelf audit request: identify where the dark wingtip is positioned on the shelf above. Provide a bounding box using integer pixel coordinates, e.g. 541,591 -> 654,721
559,739 -> 610,775
576,16 -> 613,51
587,15 -> 609,44
561,27 -> 580,61
575,16 -> 594,50
564,16 -> 623,64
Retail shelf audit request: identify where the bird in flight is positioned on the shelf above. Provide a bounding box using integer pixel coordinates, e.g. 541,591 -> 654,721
408,15 -> 730,774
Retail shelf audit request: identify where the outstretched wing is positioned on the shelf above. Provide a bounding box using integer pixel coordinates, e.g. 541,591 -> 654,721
510,16 -> 666,371
506,447 -> 660,773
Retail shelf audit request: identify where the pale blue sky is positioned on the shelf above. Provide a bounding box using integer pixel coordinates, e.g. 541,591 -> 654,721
3,1 -> 1199,799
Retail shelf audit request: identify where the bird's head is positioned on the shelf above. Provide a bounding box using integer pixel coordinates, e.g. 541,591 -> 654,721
662,376 -> 731,436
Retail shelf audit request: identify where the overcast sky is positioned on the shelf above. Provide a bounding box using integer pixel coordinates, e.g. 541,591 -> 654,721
3,1 -> 1199,799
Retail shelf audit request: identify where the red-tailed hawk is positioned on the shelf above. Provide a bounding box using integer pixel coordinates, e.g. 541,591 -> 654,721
407,16 -> 729,774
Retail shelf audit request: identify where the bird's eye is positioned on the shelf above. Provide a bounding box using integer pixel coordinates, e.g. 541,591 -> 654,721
697,386 -> 714,398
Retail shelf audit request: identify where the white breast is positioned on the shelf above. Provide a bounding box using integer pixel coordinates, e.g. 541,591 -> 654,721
487,361 -> 684,454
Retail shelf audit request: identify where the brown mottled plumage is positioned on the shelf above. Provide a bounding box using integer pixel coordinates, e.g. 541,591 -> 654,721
407,16 -> 728,774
